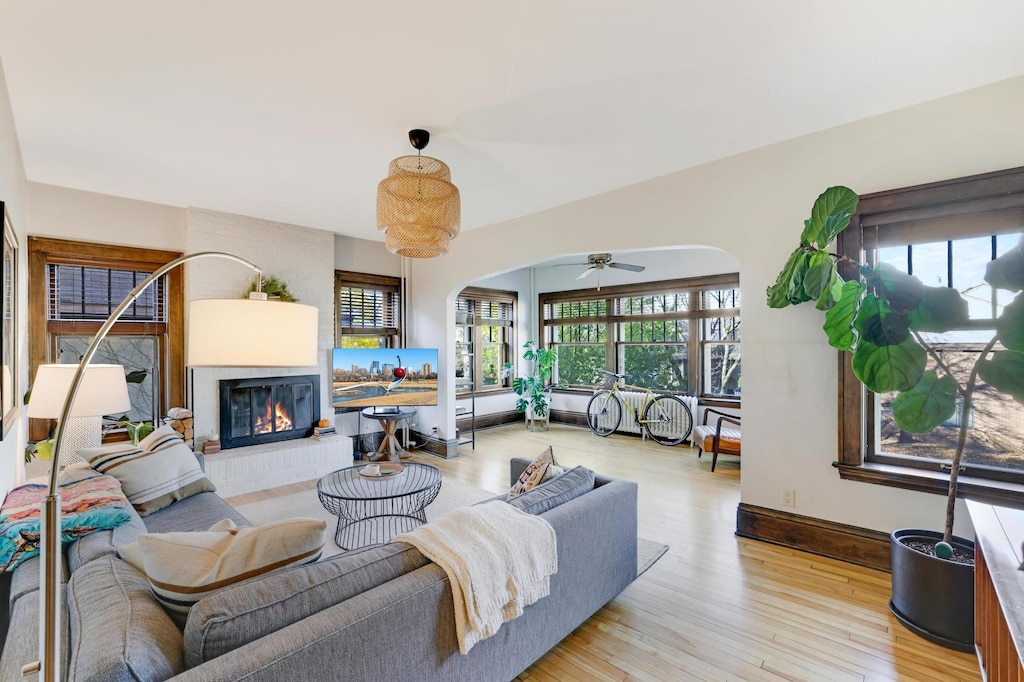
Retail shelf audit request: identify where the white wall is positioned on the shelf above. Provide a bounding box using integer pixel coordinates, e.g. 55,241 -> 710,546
0,53 -> 28,495
408,75 -> 1024,537
334,234 -> 402,277
28,182 -> 186,251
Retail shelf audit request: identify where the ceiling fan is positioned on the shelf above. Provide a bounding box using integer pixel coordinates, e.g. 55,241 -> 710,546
555,253 -> 646,289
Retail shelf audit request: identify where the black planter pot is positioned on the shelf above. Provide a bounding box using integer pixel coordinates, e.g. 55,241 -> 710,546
889,529 -> 975,653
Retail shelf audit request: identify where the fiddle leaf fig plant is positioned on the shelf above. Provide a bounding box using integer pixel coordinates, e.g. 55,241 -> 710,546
767,186 -> 1024,556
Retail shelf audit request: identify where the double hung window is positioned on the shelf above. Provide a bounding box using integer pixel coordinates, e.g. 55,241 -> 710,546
28,238 -> 184,442
541,274 -> 740,397
456,288 -> 515,393
335,271 -> 402,349
836,167 -> 1024,494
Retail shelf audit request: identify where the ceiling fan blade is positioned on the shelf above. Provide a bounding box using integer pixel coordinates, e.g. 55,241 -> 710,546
576,266 -> 596,279
553,262 -> 588,267
608,262 -> 645,273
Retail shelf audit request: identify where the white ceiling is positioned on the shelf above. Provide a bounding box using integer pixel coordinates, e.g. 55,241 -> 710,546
3,1 -> 1024,242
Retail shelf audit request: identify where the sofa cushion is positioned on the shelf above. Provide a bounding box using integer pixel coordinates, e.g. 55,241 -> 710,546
506,466 -> 596,516
508,446 -> 564,499
183,541 -> 431,666
67,555 -> 184,682
0,586 -> 69,681
120,517 -> 326,619
142,491 -> 250,534
80,424 -> 216,516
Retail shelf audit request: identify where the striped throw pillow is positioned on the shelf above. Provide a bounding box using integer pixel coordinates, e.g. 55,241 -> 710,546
118,517 -> 326,618
81,424 -> 216,516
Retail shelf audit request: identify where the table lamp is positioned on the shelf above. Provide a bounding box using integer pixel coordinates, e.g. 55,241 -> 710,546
26,364 -> 131,465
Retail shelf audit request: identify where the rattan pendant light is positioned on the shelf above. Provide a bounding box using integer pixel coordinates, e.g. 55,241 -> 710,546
376,129 -> 460,258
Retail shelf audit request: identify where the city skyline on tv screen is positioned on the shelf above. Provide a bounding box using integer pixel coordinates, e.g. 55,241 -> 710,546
331,347 -> 438,408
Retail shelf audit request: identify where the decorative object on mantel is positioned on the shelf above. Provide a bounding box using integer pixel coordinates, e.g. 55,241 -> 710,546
766,185 -> 1024,652
245,274 -> 298,302
23,251 -> 318,681
376,128 -> 460,258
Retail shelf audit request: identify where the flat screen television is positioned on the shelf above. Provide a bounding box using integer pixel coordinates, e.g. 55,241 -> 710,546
331,347 -> 439,409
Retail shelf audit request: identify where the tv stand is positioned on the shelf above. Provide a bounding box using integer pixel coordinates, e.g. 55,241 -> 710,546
361,406 -> 417,462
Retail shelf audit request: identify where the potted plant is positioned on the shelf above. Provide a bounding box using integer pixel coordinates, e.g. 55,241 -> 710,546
502,341 -> 557,432
767,186 -> 1024,651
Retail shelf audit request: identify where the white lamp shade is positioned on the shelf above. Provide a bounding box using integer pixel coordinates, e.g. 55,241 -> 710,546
187,298 -> 319,367
27,364 -> 132,418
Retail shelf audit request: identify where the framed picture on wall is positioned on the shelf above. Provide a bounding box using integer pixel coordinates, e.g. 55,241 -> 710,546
1,202 -> 18,439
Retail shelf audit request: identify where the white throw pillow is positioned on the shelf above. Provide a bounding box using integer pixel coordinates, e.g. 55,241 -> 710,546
80,424 -> 216,516
118,517 -> 326,618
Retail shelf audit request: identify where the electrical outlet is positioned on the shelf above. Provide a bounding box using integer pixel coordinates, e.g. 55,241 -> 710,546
431,425 -> 439,434
783,489 -> 796,508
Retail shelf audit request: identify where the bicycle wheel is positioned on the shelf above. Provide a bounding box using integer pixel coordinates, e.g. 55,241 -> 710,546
642,395 -> 692,446
586,391 -> 622,437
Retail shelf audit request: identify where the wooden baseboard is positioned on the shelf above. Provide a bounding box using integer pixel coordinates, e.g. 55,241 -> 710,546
735,503 -> 891,572
457,410 -> 521,430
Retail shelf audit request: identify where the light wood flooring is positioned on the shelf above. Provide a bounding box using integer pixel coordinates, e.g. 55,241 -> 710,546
229,423 -> 982,681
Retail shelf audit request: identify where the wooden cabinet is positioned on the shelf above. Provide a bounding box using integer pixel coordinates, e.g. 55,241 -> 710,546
968,500 -> 1024,680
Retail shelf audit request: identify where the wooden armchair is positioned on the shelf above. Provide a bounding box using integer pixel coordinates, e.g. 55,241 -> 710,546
692,408 -> 741,472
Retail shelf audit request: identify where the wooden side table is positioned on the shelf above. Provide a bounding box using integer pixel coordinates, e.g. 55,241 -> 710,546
361,407 -> 417,462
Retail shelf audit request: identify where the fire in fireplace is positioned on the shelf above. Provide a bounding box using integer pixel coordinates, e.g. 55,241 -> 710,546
219,375 -> 321,449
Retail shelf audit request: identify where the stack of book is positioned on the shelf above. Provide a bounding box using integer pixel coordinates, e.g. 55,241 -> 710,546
202,438 -> 221,455
312,424 -> 337,440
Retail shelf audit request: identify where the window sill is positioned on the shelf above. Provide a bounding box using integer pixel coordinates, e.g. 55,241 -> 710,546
834,461 -> 1024,510
456,387 -> 513,398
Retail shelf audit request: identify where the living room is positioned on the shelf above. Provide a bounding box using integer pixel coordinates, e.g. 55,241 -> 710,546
1,3 -> 1024,680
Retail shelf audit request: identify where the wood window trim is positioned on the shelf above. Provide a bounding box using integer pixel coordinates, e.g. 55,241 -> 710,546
334,270 -> 403,343
28,237 -> 184,441
835,166 -> 1024,498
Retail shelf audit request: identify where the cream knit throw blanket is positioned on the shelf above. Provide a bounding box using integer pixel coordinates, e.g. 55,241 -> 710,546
393,500 -> 558,654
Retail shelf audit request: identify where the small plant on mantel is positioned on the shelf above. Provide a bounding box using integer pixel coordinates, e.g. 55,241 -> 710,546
767,186 -> 1024,558
246,275 -> 298,302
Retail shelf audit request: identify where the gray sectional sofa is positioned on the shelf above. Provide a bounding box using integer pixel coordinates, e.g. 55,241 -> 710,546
1,457 -> 638,681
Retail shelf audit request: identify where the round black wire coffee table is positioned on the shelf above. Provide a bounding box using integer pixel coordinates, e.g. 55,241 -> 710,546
317,462 -> 442,549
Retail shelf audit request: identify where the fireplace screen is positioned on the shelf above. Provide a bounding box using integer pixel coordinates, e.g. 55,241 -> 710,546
219,375 -> 320,449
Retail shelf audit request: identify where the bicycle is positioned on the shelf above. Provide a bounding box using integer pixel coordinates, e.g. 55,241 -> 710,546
586,370 -> 693,446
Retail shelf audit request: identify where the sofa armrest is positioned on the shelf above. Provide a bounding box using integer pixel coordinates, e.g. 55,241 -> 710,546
510,457 -> 532,486
194,451 -> 206,473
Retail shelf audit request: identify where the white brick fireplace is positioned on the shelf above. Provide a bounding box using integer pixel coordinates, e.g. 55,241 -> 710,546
185,208 -> 351,494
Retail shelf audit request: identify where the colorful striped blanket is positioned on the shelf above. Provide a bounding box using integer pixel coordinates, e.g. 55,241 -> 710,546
0,472 -> 132,571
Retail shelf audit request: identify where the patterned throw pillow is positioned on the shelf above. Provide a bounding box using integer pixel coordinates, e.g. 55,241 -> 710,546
508,446 -> 565,499
0,473 -> 133,571
80,424 -> 216,516
118,517 -> 326,619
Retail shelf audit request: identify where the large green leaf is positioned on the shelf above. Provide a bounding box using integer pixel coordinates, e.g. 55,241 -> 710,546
802,250 -> 835,301
851,337 -> 927,393
823,280 -> 865,351
978,350 -> 1024,403
815,269 -> 845,311
870,263 -> 924,313
766,248 -> 813,308
799,186 -> 859,248
907,285 -> 969,332
985,242 -> 1024,292
891,370 -> 958,434
997,293 -> 1024,351
854,294 -> 910,347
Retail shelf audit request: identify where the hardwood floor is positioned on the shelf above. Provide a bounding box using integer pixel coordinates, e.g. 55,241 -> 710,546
230,423 -> 982,681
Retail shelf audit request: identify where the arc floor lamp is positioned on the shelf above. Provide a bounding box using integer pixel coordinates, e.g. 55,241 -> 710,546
23,251 -> 319,680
